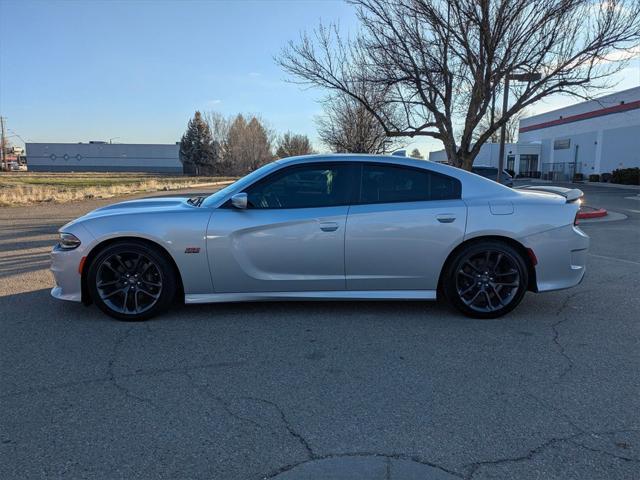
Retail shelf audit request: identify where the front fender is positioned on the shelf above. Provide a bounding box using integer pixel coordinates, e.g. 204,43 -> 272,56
79,209 -> 214,296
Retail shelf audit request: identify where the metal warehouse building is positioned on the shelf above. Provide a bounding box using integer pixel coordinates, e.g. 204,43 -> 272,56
518,86 -> 639,180
429,87 -> 640,180
26,142 -> 182,173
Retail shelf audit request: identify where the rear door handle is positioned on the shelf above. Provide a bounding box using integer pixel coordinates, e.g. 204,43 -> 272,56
436,214 -> 456,223
320,222 -> 339,232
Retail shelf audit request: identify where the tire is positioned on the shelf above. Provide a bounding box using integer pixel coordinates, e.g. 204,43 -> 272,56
87,240 -> 177,321
442,240 -> 528,319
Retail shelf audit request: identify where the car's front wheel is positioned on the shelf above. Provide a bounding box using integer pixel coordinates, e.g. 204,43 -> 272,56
443,240 -> 529,319
87,241 -> 177,321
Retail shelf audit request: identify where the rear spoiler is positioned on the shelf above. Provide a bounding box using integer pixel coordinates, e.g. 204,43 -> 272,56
515,185 -> 584,203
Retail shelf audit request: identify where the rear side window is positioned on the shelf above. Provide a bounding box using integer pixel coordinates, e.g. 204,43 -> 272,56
359,164 -> 461,204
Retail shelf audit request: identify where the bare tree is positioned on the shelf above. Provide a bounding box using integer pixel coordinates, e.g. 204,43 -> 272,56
473,108 -> 526,144
316,91 -> 401,153
278,0 -> 640,170
202,111 -> 231,173
203,111 -> 230,151
275,131 -> 314,158
226,114 -> 273,174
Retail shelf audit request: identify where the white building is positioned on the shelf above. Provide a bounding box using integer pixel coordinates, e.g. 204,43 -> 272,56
428,87 -> 640,180
26,142 -> 182,173
428,142 -> 541,177
519,87 -> 639,180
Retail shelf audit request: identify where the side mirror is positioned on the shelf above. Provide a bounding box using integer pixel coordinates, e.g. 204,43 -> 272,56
231,192 -> 248,209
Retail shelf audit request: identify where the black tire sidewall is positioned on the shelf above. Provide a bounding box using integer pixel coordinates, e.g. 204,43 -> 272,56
444,241 -> 528,319
87,241 -> 177,321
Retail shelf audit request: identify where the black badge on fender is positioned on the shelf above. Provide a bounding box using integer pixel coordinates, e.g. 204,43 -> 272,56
184,247 -> 201,254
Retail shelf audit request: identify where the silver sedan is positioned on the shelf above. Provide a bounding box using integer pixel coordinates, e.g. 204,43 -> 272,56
51,154 -> 589,320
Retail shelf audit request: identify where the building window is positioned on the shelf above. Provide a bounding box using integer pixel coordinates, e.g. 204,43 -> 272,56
554,139 -> 571,150
519,154 -> 540,178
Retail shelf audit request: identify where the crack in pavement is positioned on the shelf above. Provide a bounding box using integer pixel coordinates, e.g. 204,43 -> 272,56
0,359 -> 248,400
262,452 -> 465,479
463,428 -> 640,479
242,396 -> 315,459
143,384 -> 464,480
463,433 -> 584,479
551,290 -> 592,380
525,391 -> 586,433
569,437 -> 640,463
106,326 -> 159,408
146,387 -> 465,480
182,372 -> 265,429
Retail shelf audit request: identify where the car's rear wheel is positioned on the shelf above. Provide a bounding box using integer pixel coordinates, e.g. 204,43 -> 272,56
443,240 -> 528,319
87,241 -> 176,321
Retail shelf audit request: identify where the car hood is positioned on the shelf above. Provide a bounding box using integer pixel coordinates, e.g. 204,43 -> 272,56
61,196 -> 194,230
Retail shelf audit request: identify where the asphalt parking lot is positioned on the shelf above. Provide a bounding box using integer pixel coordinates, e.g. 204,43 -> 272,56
1,183 -> 639,480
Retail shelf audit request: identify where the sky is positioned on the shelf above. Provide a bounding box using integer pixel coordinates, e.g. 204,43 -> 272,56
1,0 -> 639,156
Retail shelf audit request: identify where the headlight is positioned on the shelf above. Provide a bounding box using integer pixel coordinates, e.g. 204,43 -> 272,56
58,232 -> 81,250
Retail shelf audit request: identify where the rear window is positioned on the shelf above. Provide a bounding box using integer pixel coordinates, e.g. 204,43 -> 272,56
473,167 -> 497,176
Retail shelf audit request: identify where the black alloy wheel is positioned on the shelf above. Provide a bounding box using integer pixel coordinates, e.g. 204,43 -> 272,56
444,241 -> 528,319
88,241 -> 177,321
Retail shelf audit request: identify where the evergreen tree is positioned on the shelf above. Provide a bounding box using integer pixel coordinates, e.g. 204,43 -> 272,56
179,111 -> 216,175
409,148 -> 423,159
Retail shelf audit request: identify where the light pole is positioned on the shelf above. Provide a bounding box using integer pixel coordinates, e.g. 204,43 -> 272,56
497,72 -> 541,183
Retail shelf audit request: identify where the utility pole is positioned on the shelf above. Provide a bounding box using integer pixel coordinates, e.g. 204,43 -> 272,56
497,77 -> 510,184
0,117 -> 6,171
497,72 -> 542,183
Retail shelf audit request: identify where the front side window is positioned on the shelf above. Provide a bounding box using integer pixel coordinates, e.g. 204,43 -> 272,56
246,163 -> 353,209
359,164 -> 460,204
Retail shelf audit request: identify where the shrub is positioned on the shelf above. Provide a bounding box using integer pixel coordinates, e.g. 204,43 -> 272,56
611,168 -> 640,185
573,173 -> 584,181
588,174 -> 600,182
600,172 -> 612,183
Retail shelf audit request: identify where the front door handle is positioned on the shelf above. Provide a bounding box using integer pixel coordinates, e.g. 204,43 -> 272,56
320,222 -> 339,232
436,214 -> 456,223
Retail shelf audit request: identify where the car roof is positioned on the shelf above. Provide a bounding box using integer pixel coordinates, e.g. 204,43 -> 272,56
275,153 -> 459,176
273,154 -> 513,199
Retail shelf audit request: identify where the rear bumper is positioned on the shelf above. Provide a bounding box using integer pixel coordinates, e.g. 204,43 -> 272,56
521,224 -> 589,292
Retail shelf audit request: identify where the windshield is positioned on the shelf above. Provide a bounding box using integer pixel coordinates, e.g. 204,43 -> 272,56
201,162 -> 280,208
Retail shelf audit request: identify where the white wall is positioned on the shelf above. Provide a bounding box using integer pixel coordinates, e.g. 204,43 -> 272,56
519,87 -> 640,175
428,142 -> 539,175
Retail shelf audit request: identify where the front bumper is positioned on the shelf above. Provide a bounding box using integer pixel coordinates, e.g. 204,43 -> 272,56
522,224 -> 590,292
50,244 -> 86,303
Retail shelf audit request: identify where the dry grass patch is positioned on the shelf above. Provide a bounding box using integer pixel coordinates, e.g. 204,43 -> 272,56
0,172 -> 236,206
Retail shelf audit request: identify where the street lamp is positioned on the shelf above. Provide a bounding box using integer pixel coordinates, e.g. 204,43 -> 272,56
497,72 -> 542,183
